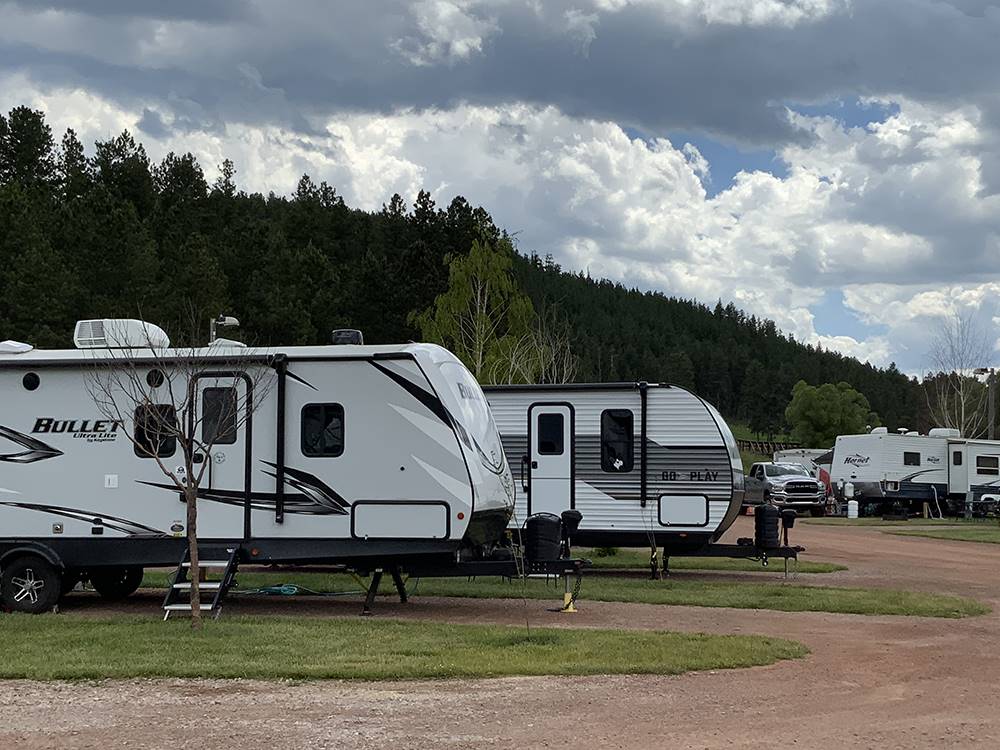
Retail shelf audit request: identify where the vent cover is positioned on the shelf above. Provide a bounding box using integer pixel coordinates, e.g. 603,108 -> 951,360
0,340 -> 33,354
73,319 -> 171,349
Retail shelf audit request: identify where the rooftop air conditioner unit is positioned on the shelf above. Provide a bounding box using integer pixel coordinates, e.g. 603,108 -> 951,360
929,428 -> 962,439
74,319 -> 171,349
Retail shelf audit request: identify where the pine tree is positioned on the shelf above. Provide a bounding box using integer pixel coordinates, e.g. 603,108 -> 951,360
0,106 -> 57,191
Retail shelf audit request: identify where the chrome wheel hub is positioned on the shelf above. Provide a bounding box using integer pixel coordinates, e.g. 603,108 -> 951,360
12,568 -> 45,604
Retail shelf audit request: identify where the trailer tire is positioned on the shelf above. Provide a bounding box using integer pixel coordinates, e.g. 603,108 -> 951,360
1,555 -> 62,614
89,566 -> 144,601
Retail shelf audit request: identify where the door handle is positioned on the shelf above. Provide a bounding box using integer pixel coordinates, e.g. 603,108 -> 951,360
531,461 -> 538,469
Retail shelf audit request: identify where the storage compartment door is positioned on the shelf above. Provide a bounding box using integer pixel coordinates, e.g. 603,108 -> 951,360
658,495 -> 709,527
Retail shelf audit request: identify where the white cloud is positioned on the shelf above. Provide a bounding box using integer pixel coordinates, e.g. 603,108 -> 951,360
392,1 -> 501,66
591,0 -> 850,27
7,70 -> 1000,371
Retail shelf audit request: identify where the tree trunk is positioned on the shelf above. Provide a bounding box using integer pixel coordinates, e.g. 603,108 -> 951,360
185,485 -> 201,630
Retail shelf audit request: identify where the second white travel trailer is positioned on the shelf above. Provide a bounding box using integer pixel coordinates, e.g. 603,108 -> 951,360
485,382 -> 746,555
830,427 -> 1000,515
0,319 -> 537,614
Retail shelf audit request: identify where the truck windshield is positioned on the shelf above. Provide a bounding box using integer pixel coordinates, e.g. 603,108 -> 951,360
438,362 -> 507,475
766,465 -> 809,477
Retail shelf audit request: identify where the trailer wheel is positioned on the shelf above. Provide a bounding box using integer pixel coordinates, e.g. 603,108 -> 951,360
1,555 -> 62,614
89,566 -> 144,601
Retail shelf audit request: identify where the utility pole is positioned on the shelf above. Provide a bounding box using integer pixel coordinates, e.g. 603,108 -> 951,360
989,370 -> 996,441
974,367 -> 996,440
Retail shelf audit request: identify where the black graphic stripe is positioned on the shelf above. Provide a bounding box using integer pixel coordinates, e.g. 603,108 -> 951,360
369,360 -> 451,426
0,501 -> 164,535
0,425 -> 63,464
286,370 -> 318,391
139,480 -> 348,516
262,461 -> 351,513
140,461 -> 353,517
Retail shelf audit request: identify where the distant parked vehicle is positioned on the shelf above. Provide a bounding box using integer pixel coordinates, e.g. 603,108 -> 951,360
745,462 -> 827,516
830,428 -> 1000,516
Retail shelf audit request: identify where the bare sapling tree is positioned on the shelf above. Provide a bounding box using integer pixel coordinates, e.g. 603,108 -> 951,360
488,305 -> 579,385
84,312 -> 274,628
532,305 -> 579,385
924,310 -> 993,438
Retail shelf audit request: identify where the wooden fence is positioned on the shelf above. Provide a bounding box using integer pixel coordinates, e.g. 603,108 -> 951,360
736,439 -> 802,455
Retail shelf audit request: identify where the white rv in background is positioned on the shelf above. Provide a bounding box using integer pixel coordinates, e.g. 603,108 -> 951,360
485,382 -> 745,555
0,320 -> 515,612
830,427 -> 1000,515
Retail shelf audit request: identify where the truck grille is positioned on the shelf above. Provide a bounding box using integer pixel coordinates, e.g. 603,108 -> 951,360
785,482 -> 819,495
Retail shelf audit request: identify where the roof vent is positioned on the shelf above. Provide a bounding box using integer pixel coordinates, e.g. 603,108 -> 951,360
870,427 -> 889,434
74,319 -> 171,349
331,329 -> 363,345
0,340 -> 33,354
210,337 -> 247,348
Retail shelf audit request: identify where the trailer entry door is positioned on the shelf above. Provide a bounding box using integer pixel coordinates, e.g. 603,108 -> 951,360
194,374 -> 252,538
528,403 -> 573,517
948,442 -> 969,496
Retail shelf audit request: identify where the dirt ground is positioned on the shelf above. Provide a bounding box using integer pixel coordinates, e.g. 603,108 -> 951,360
3,517 -> 999,749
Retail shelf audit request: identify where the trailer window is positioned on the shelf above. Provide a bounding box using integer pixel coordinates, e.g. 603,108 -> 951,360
301,403 -> 344,457
537,413 -> 564,455
953,451 -> 963,466
904,452 -> 920,466
976,455 -> 999,476
202,388 -> 237,446
134,405 -> 177,458
601,409 -> 634,472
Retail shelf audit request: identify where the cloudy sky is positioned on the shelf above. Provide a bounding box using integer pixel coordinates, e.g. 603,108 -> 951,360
3,0 -> 1000,373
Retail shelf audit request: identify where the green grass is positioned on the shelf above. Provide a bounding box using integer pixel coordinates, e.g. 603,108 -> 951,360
0,615 -> 807,680
886,528 -> 1000,545
410,577 -> 988,618
138,571 -> 988,619
581,548 -> 847,574
803,517 -> 985,526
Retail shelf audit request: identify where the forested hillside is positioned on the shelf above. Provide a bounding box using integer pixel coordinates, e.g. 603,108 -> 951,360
0,106 -> 926,432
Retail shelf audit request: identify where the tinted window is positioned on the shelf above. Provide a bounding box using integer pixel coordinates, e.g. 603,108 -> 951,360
301,404 -> 345,457
134,405 -> 177,458
202,387 -> 237,446
904,452 -> 920,466
601,409 -> 634,472
977,455 -> 999,476
537,413 -> 564,455
953,451 -> 963,466
765,464 -> 808,477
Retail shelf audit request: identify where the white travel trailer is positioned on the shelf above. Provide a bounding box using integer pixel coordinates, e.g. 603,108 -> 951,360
830,427 -> 1000,514
0,320 -> 517,613
485,383 -> 745,554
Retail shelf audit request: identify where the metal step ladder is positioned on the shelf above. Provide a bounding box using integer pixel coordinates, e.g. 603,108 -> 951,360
162,546 -> 241,620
